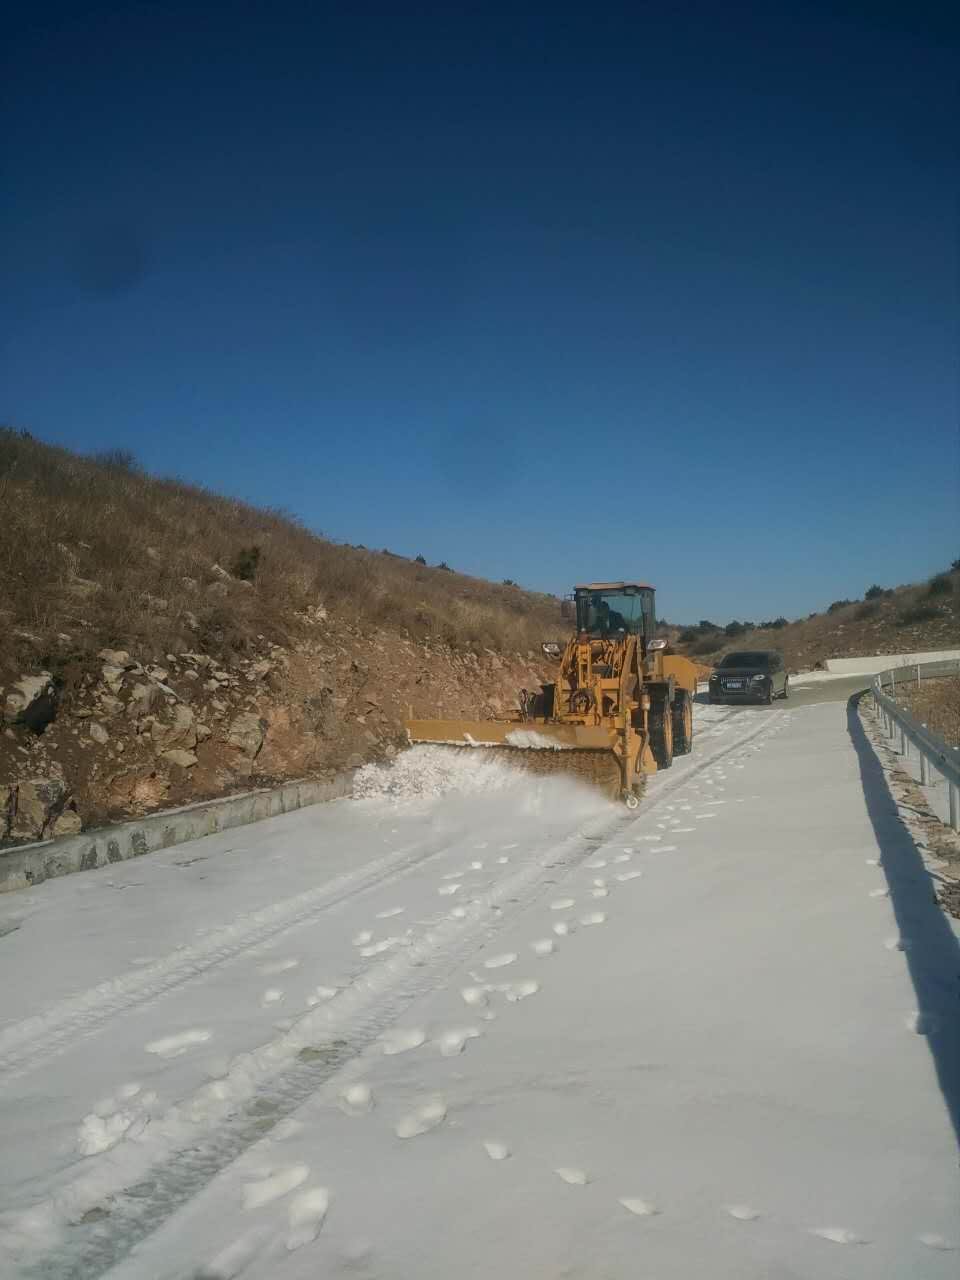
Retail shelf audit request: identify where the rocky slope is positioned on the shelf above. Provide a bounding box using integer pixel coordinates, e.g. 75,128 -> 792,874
1,614 -> 547,845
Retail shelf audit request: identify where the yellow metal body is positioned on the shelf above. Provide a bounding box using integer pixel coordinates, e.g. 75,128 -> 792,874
406,585 -> 697,802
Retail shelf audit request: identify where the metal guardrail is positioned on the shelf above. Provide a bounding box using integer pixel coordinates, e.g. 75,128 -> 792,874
872,658 -> 960,830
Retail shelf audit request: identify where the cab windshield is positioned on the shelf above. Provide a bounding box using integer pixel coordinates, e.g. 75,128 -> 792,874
719,652 -> 771,670
575,589 -> 653,637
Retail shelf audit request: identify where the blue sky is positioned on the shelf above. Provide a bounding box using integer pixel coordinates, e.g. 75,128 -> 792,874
2,1 -> 957,624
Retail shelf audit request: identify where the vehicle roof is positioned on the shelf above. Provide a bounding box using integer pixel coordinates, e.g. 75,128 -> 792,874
574,581 -> 655,592
721,649 -> 782,658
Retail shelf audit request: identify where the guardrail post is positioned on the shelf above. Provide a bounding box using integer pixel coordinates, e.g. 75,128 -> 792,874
919,753 -> 928,785
916,663 -> 921,689
898,726 -> 906,756
950,783 -> 959,832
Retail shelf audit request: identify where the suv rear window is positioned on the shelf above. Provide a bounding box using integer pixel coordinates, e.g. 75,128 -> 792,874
719,652 -> 771,670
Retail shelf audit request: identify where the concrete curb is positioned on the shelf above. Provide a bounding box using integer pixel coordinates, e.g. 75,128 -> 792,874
0,772 -> 356,893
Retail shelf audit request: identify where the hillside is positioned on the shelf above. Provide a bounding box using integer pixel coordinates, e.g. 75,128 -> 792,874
0,429 -> 559,844
668,569 -> 960,671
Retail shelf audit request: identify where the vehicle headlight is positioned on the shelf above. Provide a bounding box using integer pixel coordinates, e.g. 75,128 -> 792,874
750,673 -> 767,682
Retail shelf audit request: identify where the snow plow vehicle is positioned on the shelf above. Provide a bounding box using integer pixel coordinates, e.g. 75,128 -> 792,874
405,582 -> 698,806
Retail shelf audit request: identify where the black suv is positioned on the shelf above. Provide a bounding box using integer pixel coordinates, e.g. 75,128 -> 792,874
708,651 -> 788,705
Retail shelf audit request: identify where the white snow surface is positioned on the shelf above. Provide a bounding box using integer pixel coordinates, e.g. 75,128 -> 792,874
0,700 -> 958,1278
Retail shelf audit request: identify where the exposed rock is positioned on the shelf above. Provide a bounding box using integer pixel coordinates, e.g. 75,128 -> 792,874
88,722 -> 109,745
7,778 -> 68,841
226,712 -> 266,759
99,695 -> 124,717
162,749 -> 198,769
101,664 -> 127,693
151,704 -> 197,753
51,809 -> 82,837
4,673 -> 58,733
98,649 -> 132,666
127,682 -> 158,717
196,722 -> 212,743
206,581 -> 229,599
210,563 -> 232,581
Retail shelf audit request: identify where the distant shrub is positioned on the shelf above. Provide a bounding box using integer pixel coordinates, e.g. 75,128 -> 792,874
828,599 -> 852,613
928,575 -> 952,597
864,584 -> 886,600
899,604 -> 938,625
724,620 -> 748,637
679,628 -> 698,643
952,558 -> 960,572
855,602 -> 879,621
690,634 -> 722,656
228,545 -> 261,581
92,447 -> 139,472
415,554 -> 427,565
758,617 -> 788,630
698,619 -> 720,632
502,579 -> 517,587
437,561 -> 453,572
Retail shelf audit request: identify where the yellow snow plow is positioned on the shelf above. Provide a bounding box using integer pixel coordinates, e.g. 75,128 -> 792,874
406,582 -> 698,807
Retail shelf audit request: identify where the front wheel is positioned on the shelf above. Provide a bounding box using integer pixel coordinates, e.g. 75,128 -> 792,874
764,682 -> 774,705
671,690 -> 693,756
781,678 -> 789,700
624,792 -> 640,810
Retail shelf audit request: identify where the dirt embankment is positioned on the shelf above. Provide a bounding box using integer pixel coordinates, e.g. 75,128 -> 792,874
0,428 -> 560,845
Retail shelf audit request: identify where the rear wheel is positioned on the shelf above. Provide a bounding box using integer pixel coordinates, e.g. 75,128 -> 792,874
765,682 -> 774,705
671,690 -> 693,756
649,695 -> 674,769
782,677 -> 789,700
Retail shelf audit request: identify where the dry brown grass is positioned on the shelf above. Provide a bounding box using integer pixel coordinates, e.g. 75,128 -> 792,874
897,676 -> 960,747
0,429 -> 564,681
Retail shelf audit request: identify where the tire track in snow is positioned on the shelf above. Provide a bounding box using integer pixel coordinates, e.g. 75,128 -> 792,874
12,708 -> 783,1279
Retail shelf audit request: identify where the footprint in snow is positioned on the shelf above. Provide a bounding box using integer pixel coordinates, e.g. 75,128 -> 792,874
864,858 -> 880,866
555,1167 -> 588,1186
470,860 -> 484,870
613,853 -> 631,863
918,1234 -> 957,1250
868,887 -> 890,899
376,906 -> 405,919
591,888 -> 609,898
884,936 -> 910,952
287,1187 -> 330,1251
501,843 -> 518,850
339,1083 -> 374,1115
586,859 -> 607,869
616,870 -> 643,882
579,912 -> 606,926
438,884 -> 462,896
550,898 -> 575,911
395,1099 -> 447,1139
619,1198 -> 659,1217
360,938 -> 398,958
484,953 -> 517,969
483,1141 -> 511,1161
497,856 -> 510,864
261,988 -> 284,1006
530,938 -> 555,956
809,1227 -> 868,1246
380,1028 -> 426,1056
672,828 -> 695,833
242,1164 -> 310,1210
145,1029 -> 211,1058
259,958 -> 299,975
437,1027 -> 481,1056
496,980 -> 539,1001
725,1204 -> 760,1221
461,985 -> 489,1008
474,842 -> 489,850
442,870 -> 464,880
552,921 -> 574,937
450,905 -> 468,919
352,930 -> 373,946
306,985 -> 338,1007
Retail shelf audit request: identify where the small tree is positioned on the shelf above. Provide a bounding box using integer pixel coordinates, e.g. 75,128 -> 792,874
93,447 -> 139,471
230,545 -> 261,581
415,554 -> 427,565
864,584 -> 885,600
437,561 -> 453,572
724,620 -> 747,638
928,575 -> 952,597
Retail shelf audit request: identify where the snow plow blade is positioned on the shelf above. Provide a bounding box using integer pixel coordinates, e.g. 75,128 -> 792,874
404,719 -> 626,800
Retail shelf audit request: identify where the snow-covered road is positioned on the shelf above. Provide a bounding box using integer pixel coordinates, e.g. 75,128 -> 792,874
1,698 -> 958,1278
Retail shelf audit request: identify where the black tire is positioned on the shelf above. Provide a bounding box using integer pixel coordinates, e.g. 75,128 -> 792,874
764,682 -> 774,705
781,678 -> 789,700
649,696 -> 674,769
671,690 -> 693,756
